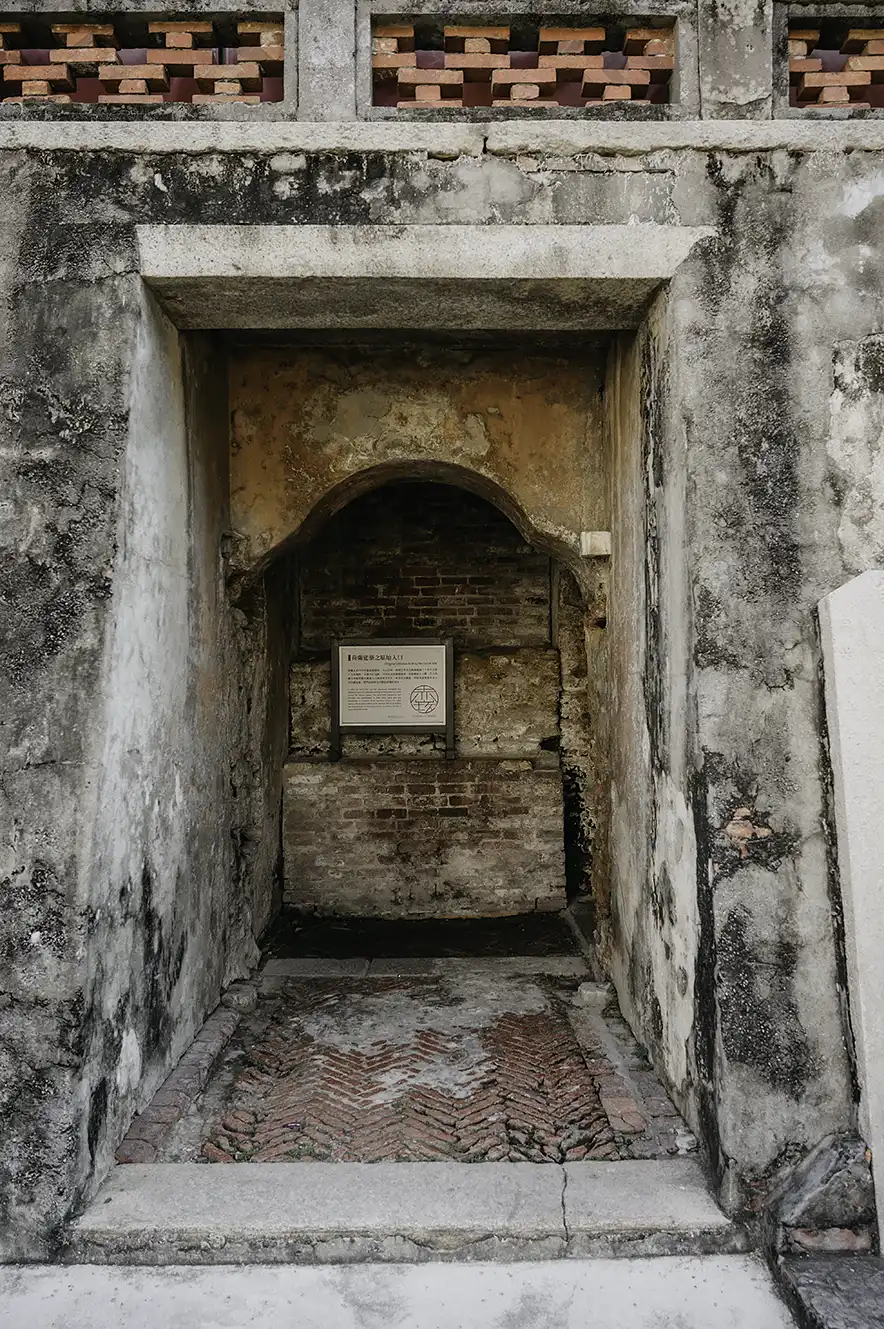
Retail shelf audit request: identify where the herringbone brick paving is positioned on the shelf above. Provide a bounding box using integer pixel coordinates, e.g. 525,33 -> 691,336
173,973 -> 685,1165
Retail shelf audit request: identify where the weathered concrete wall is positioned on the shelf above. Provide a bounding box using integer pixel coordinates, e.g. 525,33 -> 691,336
559,567 -> 609,913
284,759 -> 565,917
660,148 -> 884,1214
0,221 -> 284,1253
0,153 -> 141,1259
4,121 -> 884,1244
606,307 -> 700,1143
228,344 -> 606,572
76,301 -> 248,1214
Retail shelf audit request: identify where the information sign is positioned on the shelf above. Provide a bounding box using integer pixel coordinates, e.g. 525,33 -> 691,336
331,638 -> 454,759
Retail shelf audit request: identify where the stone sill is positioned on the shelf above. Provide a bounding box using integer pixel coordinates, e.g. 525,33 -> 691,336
776,107 -> 884,121
361,103 -> 684,122
5,119 -> 884,155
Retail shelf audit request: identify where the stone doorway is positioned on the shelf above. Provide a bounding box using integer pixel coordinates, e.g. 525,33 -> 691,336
114,466 -> 680,1172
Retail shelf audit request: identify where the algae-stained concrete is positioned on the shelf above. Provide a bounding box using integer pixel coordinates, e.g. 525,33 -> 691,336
1,122 -> 883,1255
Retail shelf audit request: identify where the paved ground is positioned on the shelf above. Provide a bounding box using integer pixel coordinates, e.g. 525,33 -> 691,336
0,1257 -> 798,1328
157,966 -> 687,1165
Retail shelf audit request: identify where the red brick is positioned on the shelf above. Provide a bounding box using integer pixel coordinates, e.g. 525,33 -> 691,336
115,1138 -> 158,1164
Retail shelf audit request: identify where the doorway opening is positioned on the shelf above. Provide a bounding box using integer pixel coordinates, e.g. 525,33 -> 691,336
284,478 -> 594,920
109,329 -> 692,1176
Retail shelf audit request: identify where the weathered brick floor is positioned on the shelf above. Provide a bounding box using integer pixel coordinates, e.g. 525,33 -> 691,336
154,967 -> 690,1166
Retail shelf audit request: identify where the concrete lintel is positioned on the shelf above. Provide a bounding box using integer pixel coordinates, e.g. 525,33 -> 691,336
138,224 -> 711,282
818,570 -> 884,1198
136,223 -> 713,330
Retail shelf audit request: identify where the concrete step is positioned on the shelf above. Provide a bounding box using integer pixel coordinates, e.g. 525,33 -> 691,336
66,1159 -> 746,1266
259,955 -> 593,983
0,1255 -> 798,1328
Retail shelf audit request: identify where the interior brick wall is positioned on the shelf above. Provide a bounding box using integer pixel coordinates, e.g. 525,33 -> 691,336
283,759 -> 565,917
297,483 -> 551,651
285,479 -> 571,917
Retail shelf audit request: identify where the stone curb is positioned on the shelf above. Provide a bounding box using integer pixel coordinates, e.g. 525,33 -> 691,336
66,1159 -> 746,1266
259,955 -> 590,982
115,1006 -> 241,1164
568,1003 -> 697,1160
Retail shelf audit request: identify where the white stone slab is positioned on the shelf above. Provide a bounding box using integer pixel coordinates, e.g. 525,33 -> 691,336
0,1256 -> 798,1328
261,957 -> 370,978
819,570 -> 884,1196
369,956 -> 589,977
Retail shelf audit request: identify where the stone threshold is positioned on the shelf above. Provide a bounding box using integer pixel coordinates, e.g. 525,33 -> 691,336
66,1159 -> 745,1266
259,955 -> 592,980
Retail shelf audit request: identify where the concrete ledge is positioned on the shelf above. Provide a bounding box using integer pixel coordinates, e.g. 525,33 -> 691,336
0,122 -> 485,156
2,120 -> 884,155
485,121 -> 884,156
562,1161 -> 743,1258
136,223 -> 714,330
66,1160 -> 742,1265
68,1162 -> 566,1265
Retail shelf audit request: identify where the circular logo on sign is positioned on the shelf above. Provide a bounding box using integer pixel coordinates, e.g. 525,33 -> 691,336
410,685 -> 440,715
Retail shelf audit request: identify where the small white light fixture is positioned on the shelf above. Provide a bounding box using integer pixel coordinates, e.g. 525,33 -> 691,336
580,531 -> 611,558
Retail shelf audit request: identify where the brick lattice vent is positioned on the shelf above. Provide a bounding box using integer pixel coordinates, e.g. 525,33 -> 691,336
789,21 -> 884,108
0,15 -> 282,104
372,19 -> 674,108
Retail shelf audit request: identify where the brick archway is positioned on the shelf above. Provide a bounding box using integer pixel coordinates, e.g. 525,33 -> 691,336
226,340 -> 605,586
283,474 -> 585,919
